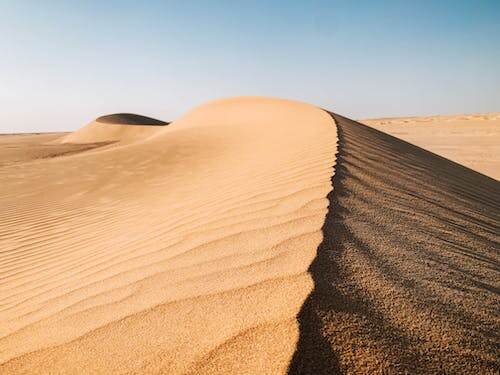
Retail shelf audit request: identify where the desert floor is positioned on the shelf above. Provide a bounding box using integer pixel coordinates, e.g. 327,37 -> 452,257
362,113 -> 500,180
0,98 -> 498,374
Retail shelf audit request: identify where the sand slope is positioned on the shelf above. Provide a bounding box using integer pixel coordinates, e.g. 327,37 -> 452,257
0,97 -> 337,374
59,113 -> 168,144
290,114 -> 500,374
362,113 -> 500,180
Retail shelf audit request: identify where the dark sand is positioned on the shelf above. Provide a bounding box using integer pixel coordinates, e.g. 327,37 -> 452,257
96,113 -> 168,125
289,113 -> 500,374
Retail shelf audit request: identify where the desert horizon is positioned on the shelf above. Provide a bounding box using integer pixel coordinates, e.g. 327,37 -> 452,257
1,1 -> 499,374
3,106 -> 499,179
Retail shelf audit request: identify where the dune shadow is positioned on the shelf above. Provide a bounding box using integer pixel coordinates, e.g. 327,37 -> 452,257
288,113 -> 500,374
96,113 -> 169,126
287,121 -> 345,374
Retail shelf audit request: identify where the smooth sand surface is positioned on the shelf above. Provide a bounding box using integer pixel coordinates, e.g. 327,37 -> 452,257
362,113 -> 500,180
1,100 -> 498,374
0,97 -> 337,374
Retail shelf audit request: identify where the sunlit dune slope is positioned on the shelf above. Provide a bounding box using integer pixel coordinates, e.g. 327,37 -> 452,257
0,97 -> 337,374
59,113 -> 169,144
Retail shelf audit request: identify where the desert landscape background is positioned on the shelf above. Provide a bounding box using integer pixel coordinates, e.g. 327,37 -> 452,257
2,0 -> 499,373
0,97 -> 498,374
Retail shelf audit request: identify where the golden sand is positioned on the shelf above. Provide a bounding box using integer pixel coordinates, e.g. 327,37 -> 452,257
0,97 -> 337,374
1,99 -> 498,374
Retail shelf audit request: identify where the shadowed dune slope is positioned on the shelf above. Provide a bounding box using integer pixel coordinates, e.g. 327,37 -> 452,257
289,114 -> 500,374
59,113 -> 169,144
96,113 -> 168,125
0,97 -> 337,374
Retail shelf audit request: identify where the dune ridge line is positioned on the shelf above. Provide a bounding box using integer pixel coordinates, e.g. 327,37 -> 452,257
288,112 -> 499,374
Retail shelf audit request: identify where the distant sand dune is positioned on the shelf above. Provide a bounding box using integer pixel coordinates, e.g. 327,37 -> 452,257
0,112 -> 169,165
95,113 -> 168,126
59,113 -> 169,144
0,99 -> 498,374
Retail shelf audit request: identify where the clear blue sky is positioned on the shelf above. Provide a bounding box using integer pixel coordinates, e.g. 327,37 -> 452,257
1,0 -> 499,132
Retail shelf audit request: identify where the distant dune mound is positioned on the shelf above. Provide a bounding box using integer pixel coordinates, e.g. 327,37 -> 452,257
95,113 -> 168,126
59,113 -> 169,144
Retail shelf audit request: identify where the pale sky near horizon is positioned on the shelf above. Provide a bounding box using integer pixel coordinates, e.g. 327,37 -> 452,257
1,0 -> 499,133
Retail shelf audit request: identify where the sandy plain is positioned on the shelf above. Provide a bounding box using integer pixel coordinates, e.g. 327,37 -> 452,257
362,113 -> 500,180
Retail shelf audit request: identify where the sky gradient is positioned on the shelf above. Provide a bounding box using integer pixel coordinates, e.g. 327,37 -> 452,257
1,0 -> 499,132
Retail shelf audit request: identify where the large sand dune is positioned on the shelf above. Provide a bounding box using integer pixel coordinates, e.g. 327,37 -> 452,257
0,98 -> 498,374
0,97 -> 337,373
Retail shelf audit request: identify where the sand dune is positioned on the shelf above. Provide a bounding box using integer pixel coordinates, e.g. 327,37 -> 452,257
0,114 -> 169,165
59,113 -> 168,144
290,114 -> 499,374
0,98 -> 498,374
0,97 -> 337,374
362,113 -> 500,180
